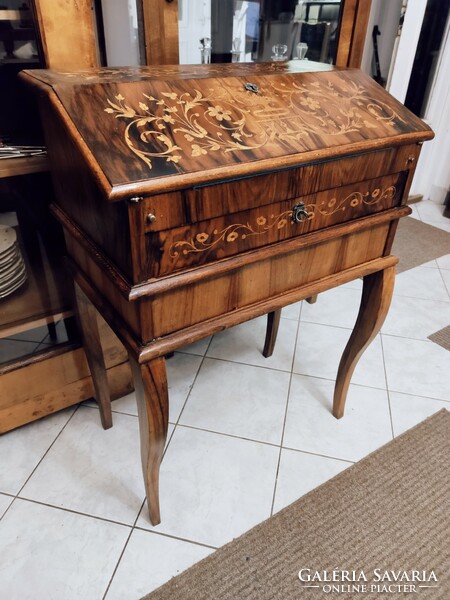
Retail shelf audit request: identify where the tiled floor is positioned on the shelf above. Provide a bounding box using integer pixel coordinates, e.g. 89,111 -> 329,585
1,200 -> 450,599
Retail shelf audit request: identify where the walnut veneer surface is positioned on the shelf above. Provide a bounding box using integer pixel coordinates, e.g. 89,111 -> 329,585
22,61 -> 433,526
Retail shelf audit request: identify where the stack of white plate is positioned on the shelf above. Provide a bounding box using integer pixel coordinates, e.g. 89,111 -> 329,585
0,224 -> 27,299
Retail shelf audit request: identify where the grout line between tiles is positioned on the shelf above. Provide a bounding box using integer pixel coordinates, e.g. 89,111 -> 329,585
200,353 -> 295,374
0,494 -> 15,522
12,495 -> 135,529
103,338 -> 215,599
380,334 -> 395,440
102,498 -> 146,600
14,405 -> 80,499
132,525 -> 218,551
269,302 -> 303,517
173,422 -> 281,449
279,445 -> 355,465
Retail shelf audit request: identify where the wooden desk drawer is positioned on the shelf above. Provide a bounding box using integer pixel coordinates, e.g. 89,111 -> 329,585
144,171 -> 406,278
138,144 -> 418,235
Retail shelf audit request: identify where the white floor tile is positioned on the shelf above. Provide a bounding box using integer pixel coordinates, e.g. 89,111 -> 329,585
300,286 -> 362,329
0,494 -> 13,518
381,294 -> 450,340
281,301 -> 302,320
206,315 -> 298,371
137,426 -> 279,547
20,407 -> 145,524
437,253 -> 450,270
338,278 -> 363,291
283,375 -> 392,462
5,325 -> 49,343
179,358 -> 290,444
106,529 -> 213,599
110,352 -> 203,423
393,266 -> 450,301
0,339 -> 40,363
294,323 -> 386,389
0,499 -> 129,600
440,268 -> 450,296
178,336 -> 212,356
383,335 -> 450,401
0,408 -> 75,495
408,205 -> 421,219
389,392 -> 449,436
415,200 -> 447,223
273,448 -> 351,514
39,319 -> 69,346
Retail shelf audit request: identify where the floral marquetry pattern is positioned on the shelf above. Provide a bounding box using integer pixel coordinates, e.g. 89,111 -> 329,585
103,78 -> 406,170
168,185 -> 397,260
317,186 -> 396,216
169,211 -> 294,258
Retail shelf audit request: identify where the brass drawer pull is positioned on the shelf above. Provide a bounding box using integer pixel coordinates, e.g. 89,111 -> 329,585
292,202 -> 311,223
147,212 -> 157,224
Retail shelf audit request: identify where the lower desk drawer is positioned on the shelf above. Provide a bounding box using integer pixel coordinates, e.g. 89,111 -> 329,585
141,220 -> 392,340
144,171 -> 406,277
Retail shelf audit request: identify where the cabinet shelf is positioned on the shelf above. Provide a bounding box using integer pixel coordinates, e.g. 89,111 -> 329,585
0,154 -> 49,179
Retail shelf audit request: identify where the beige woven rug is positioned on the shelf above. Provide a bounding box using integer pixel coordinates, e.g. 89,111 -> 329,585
393,216 -> 450,273
142,410 -> 450,600
428,325 -> 450,352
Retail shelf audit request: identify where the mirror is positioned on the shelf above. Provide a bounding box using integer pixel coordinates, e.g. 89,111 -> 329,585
178,0 -> 342,66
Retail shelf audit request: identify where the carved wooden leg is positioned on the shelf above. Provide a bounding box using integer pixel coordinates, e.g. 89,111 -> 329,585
74,283 -> 112,429
306,294 -> 318,304
333,266 -> 395,419
263,309 -> 282,358
130,356 -> 169,526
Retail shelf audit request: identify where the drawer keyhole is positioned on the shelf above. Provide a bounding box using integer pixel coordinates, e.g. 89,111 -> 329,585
292,202 -> 311,223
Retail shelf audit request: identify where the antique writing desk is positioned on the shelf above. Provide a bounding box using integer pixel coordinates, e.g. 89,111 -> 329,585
22,63 -> 432,525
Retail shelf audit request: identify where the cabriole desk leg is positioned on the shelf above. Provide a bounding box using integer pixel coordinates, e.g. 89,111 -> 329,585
333,266 -> 396,419
130,356 -> 169,526
263,309 -> 282,358
74,283 -> 113,429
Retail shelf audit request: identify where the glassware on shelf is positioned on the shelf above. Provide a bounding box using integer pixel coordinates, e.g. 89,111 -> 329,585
232,37 -> 241,62
271,44 -> 288,62
295,42 -> 308,60
199,37 -> 211,64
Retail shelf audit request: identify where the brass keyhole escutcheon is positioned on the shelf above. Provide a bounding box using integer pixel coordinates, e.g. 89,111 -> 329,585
244,82 -> 260,94
292,202 -> 311,223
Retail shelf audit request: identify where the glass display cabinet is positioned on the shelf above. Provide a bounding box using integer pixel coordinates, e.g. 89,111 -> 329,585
0,0 -> 132,433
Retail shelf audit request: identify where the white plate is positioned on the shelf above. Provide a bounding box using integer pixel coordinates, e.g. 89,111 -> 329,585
0,225 -> 17,254
0,263 -> 27,291
0,244 -> 19,263
0,274 -> 27,299
0,257 -> 25,279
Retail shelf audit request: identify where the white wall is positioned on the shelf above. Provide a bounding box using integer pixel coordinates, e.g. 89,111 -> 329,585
361,0 -> 403,82
101,0 -> 140,66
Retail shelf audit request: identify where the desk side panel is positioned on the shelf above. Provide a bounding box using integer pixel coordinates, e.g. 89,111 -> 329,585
38,100 -> 133,281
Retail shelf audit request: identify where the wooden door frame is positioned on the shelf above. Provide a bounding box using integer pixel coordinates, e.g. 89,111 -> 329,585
141,0 -> 370,68
32,0 -> 100,69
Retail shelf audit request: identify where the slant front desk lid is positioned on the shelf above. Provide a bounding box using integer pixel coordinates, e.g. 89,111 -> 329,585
22,62 -> 433,201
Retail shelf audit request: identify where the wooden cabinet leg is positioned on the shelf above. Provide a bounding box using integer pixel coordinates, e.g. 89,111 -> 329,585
306,294 -> 318,304
74,283 -> 113,429
263,309 -> 282,358
130,356 -> 169,526
333,266 -> 395,419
